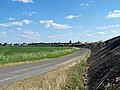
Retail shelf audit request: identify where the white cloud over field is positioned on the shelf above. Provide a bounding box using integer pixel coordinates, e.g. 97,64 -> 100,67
0,19 -> 32,27
12,0 -> 34,3
40,20 -> 72,29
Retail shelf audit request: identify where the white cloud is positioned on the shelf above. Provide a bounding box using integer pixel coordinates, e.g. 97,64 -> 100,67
0,19 -> 32,27
65,15 -> 81,19
106,10 -> 120,19
12,0 -> 34,3
46,31 -> 105,43
85,34 -> 93,37
80,1 -> 94,7
9,17 -> 16,20
0,32 -> 7,38
86,3 -> 89,7
23,19 -> 32,24
97,24 -> 120,29
23,11 -> 37,16
47,33 -> 81,42
80,3 -> 89,7
0,23 -> 11,27
80,3 -> 85,6
40,20 -> 72,29
111,30 -> 120,34
85,32 -> 105,37
0,32 -> 6,35
21,31 -> 40,40
16,27 -> 22,30
10,22 -> 23,26
96,32 -> 105,35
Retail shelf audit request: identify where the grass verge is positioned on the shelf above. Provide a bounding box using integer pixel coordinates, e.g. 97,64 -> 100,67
0,49 -> 90,90
63,49 -> 91,90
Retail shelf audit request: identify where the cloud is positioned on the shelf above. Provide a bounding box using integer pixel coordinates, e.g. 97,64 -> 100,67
12,0 -> 34,3
22,11 -> 37,16
23,19 -> 32,24
80,3 -> 89,6
80,3 -> 84,6
0,19 -> 32,27
96,32 -> 105,35
97,24 -> 120,29
65,15 -> 81,19
86,3 -> 89,6
21,31 -> 40,40
111,30 -> 120,34
0,32 -> 7,38
80,1 -> 94,7
106,10 -> 120,19
9,17 -> 16,20
40,20 -> 72,29
47,33 -> 81,42
85,32 -> 105,37
16,27 -> 22,30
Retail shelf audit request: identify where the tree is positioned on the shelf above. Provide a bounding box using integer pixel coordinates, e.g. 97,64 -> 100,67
69,40 -> 72,44
3,43 -> 8,46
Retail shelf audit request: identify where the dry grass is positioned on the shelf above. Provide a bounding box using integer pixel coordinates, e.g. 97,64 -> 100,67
0,64 -> 74,90
0,49 -> 90,90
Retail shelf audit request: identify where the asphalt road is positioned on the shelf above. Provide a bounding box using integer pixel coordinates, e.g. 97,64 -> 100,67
0,48 -> 88,86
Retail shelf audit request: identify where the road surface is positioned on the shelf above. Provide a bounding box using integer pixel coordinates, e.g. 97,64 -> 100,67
0,48 -> 88,86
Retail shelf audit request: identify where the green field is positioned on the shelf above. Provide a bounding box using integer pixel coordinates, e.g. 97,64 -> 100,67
0,46 -> 79,64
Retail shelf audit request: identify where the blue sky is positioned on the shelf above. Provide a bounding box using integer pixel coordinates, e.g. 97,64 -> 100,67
0,0 -> 120,43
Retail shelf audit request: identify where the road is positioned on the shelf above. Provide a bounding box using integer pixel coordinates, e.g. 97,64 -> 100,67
0,48 -> 88,86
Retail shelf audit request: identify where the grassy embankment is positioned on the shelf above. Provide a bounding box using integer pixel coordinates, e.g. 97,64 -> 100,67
0,46 -> 79,67
0,49 -> 90,90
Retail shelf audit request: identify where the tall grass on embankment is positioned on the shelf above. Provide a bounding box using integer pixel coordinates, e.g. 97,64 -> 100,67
63,49 -> 90,90
0,46 -> 79,67
0,49 -> 90,90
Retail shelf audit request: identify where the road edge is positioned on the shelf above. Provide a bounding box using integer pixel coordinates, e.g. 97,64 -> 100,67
0,48 -> 91,90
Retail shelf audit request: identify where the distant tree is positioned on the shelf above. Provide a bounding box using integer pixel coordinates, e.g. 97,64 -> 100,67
3,43 -> 8,46
69,40 -> 72,44
85,42 -> 88,44
14,43 -> 21,46
77,41 -> 81,44
22,43 -> 27,46
97,40 -> 102,43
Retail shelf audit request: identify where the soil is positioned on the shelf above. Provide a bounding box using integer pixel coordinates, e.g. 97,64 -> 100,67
86,36 -> 120,90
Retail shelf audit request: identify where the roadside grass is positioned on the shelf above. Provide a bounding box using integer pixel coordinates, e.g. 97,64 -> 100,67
0,49 -> 90,90
63,58 -> 87,90
0,65 -> 71,90
63,49 -> 90,90
0,46 -> 79,66
100,84 -> 120,90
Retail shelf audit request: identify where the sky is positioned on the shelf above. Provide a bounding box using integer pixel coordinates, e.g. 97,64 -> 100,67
0,0 -> 120,43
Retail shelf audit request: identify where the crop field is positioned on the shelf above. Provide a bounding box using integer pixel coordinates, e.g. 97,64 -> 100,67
0,46 -> 79,64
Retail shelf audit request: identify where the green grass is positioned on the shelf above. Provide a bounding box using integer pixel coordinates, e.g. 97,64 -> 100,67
0,46 -> 79,64
63,58 -> 88,90
62,49 -> 90,90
